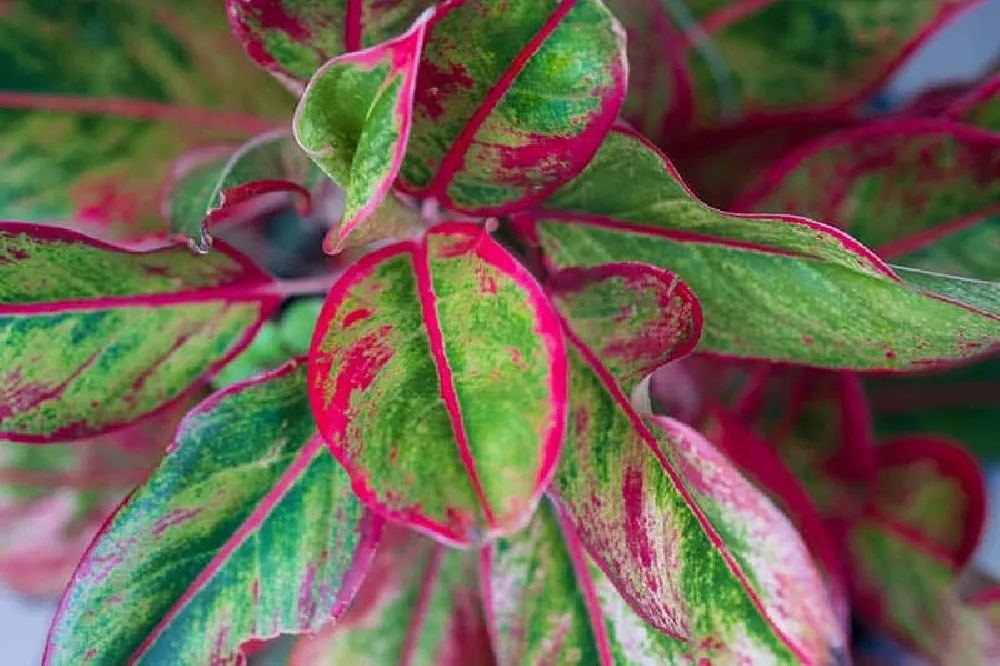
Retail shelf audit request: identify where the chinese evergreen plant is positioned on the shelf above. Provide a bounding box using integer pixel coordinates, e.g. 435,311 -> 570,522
1,0 -> 999,664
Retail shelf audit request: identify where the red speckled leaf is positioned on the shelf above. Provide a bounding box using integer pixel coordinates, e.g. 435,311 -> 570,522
396,0 -> 628,215
293,11 -> 430,253
289,525 -> 494,665
0,223 -> 280,442
227,0 -> 434,86
737,119 -> 1000,282
947,73 -> 1000,132
308,222 -> 567,546
545,262 -> 703,394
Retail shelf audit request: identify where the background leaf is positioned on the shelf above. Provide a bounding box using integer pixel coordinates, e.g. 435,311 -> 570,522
308,222 -> 567,546
0,223 -> 280,442
44,361 -> 383,665
947,72 -> 1000,131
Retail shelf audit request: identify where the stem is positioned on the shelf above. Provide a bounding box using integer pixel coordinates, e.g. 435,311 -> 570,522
272,272 -> 343,298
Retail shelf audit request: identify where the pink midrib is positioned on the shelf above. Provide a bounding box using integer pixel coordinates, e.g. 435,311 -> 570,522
398,545 -> 445,666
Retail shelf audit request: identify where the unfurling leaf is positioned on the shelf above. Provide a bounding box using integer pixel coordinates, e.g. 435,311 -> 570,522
0,0 -> 291,238
516,125 -> 1000,369
396,0 -> 628,215
308,223 -> 567,546
289,525 -> 494,665
44,361 -> 383,665
0,223 -> 280,442
294,10 -> 431,253
163,130 -> 326,253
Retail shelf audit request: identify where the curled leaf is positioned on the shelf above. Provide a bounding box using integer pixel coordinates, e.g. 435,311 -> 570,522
308,222 -> 567,546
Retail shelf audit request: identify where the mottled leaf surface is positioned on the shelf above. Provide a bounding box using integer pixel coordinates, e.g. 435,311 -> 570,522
44,362 -> 382,665
308,223 -> 567,546
948,73 -> 1000,132
0,223 -> 280,441
396,0 -> 628,215
0,0 -> 291,238
294,12 -> 429,253
518,126 -> 1000,369
736,120 -> 1000,281
228,0 -> 433,83
290,525 -> 493,665
546,262 -> 702,394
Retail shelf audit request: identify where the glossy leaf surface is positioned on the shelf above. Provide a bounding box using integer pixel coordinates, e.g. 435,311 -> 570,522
290,525 -> 493,665
396,0 -> 628,215
736,120 -> 1000,281
45,362 -> 383,665
308,223 -> 567,546
518,126 -> 1000,369
0,223 -> 279,442
294,11 -> 429,253
0,0 -> 290,238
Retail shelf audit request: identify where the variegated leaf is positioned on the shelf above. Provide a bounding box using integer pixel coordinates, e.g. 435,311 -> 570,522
0,223 -> 280,442
308,222 -> 567,546
0,0 -> 291,239
516,125 -> 1000,369
293,11 -> 430,253
396,0 -> 628,215
947,73 -> 1000,132
44,361 -> 383,665
289,525 -> 494,665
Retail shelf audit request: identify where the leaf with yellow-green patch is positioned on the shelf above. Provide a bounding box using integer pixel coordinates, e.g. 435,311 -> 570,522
515,125 -> 1000,369
0,222 -> 280,442
44,361 -> 383,665
308,222 -> 567,546
293,11 -> 430,253
289,525 -> 494,665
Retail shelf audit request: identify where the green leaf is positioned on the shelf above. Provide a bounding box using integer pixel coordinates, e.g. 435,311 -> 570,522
948,73 -> 1000,132
288,525 -> 494,665
279,297 -> 325,357
163,130 -> 326,253
308,222 -> 567,546
0,0 -> 291,239
293,11 -> 430,253
0,222 -> 280,442
228,0 -> 435,84
736,119 -> 1000,282
517,125 -> 1000,369
397,0 -> 628,215
44,361 -> 383,665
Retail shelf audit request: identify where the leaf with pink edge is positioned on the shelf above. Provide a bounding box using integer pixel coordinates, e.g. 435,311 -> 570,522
0,0 -> 291,239
307,222 -> 567,546
736,119 -> 1000,282
293,11 -> 430,253
0,223 -> 281,442
545,262 -> 703,394
289,525 -> 494,665
396,0 -> 628,215
516,125 -> 1000,369
44,361 -> 383,666
550,326 -> 845,663
163,130 -> 326,253
227,0 -> 434,86
947,73 -> 1000,132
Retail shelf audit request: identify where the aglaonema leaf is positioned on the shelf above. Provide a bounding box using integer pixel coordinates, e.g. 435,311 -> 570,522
289,525 -> 494,665
293,10 -> 430,253
44,361 -> 383,665
0,0 -> 291,239
0,223 -> 281,442
227,0 -> 434,86
162,129 -> 326,253
515,125 -> 1000,369
308,222 -> 567,546
735,119 -> 1000,282
396,0 -> 628,215
947,72 -> 1000,132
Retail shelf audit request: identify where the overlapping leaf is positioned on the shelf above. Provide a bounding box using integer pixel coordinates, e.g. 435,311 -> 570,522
515,125 -> 1000,369
0,223 -> 280,441
0,0 -> 290,239
308,222 -> 567,546
44,361 -> 383,665
947,73 -> 1000,131
162,130 -> 325,253
293,11 -> 430,253
736,119 -> 1000,281
289,525 -> 493,665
